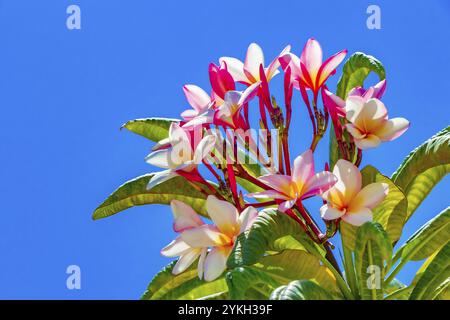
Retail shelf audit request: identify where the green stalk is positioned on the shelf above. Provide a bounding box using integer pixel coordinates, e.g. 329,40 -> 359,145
341,235 -> 360,299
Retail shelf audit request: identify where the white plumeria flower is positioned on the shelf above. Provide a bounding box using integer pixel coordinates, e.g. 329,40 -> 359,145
320,160 -> 389,226
145,123 -> 215,189
161,196 -> 258,281
220,43 -> 291,84
247,149 -> 337,212
345,96 -> 410,149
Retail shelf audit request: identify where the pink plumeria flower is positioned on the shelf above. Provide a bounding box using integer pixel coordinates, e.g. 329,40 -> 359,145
345,96 -> 410,149
280,38 -> 347,95
180,84 -> 215,121
321,160 -> 389,226
161,196 -> 258,281
348,79 -> 387,101
145,123 -> 215,189
214,81 -> 260,128
184,81 -> 260,129
247,149 -> 337,212
219,43 -> 291,85
321,80 -> 387,122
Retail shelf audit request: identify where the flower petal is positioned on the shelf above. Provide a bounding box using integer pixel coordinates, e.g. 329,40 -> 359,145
203,246 -> 232,281
357,98 -> 388,131
301,38 -> 323,78
332,159 -> 362,205
354,134 -> 381,149
320,204 -> 345,220
147,169 -> 178,190
180,108 -> 199,120
345,124 -> 365,139
303,171 -> 337,198
317,49 -> 347,87
193,135 -> 216,164
145,149 -> 171,169
219,57 -> 247,82
292,149 -> 315,186
376,118 -> 410,141
206,195 -> 239,237
372,79 -> 387,99
172,248 -> 202,275
278,199 -> 296,212
183,85 -> 211,112
161,236 -> 191,257
197,248 -> 207,279
257,174 -> 293,196
246,190 -> 290,200
349,182 -> 389,211
171,200 -> 204,232
244,43 -> 264,80
322,87 -> 346,117
342,208 -> 373,226
279,52 -> 302,88
181,224 -> 231,248
345,96 -> 366,124
266,45 -> 291,80
238,81 -> 261,106
238,206 -> 258,233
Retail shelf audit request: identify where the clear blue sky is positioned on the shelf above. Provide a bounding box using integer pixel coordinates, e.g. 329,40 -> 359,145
0,0 -> 448,299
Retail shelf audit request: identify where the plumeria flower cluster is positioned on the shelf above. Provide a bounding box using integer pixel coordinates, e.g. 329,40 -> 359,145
144,38 -> 410,281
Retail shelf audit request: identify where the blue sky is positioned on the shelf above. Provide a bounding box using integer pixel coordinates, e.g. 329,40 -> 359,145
0,0 -> 448,299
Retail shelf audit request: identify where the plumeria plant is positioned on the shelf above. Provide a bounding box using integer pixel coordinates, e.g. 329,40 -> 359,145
94,38 -> 450,300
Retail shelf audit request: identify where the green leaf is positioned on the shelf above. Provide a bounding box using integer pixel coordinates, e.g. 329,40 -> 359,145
226,250 -> 339,299
270,280 -> 333,300
336,52 -> 386,99
383,278 -> 411,300
227,209 -> 325,268
141,261 -> 227,300
226,266 -> 280,300
354,222 -> 393,300
409,241 -> 450,300
391,125 -> 450,221
254,250 -> 339,293
394,207 -> 450,262
330,52 -> 386,168
92,174 -> 208,220
121,117 -> 178,142
340,165 -> 407,251
361,166 -> 408,245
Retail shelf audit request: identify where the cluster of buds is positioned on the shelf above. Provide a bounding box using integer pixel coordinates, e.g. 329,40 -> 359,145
146,38 -> 410,281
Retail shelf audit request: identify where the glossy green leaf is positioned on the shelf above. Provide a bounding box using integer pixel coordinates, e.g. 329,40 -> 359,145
383,278 -> 411,300
226,266 -> 279,300
361,166 -> 407,245
409,241 -> 450,300
92,174 -> 208,220
141,261 -> 227,300
270,280 -> 333,300
226,250 -> 339,300
336,52 -> 385,99
394,207 -> 450,262
121,117 -> 178,142
354,222 -> 392,300
391,125 -> 450,221
227,209 -> 325,268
